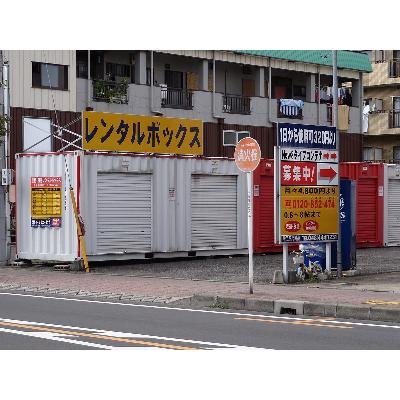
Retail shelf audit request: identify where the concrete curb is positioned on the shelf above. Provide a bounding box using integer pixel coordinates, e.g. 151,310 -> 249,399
189,295 -> 400,323
1,283 -> 400,323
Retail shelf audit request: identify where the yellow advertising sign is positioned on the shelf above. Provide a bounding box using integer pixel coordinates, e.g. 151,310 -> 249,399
280,185 -> 339,242
82,111 -> 203,155
31,176 -> 62,228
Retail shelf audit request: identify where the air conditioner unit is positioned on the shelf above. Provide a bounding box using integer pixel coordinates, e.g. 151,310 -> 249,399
223,130 -> 236,146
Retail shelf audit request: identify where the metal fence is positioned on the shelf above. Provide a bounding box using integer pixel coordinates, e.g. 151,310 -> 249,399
222,95 -> 251,115
161,87 -> 193,109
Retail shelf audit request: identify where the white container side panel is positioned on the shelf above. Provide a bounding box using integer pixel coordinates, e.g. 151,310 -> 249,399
80,154 -> 247,257
176,157 -> 248,251
385,164 -> 400,246
96,173 -> 152,253
191,174 -> 237,250
80,154 -> 154,255
16,153 -> 79,262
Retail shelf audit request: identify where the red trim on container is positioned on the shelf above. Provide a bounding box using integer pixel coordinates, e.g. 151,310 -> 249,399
16,151 -> 76,158
15,162 -> 18,257
76,155 -> 81,258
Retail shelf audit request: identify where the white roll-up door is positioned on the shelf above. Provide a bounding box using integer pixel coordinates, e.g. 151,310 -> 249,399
97,173 -> 152,253
191,175 -> 237,250
387,179 -> 400,245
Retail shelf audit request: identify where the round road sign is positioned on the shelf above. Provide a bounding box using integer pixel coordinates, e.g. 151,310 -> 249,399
234,137 -> 261,172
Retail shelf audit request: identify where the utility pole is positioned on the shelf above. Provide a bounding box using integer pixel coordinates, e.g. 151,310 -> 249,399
332,50 -> 342,277
0,54 -> 10,263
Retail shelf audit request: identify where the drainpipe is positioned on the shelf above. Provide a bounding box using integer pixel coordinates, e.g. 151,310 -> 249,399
212,51 -> 223,120
87,50 -> 91,110
150,51 -> 163,116
267,58 -> 273,125
2,61 -> 11,263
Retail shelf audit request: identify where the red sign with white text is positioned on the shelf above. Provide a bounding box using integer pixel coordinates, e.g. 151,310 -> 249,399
31,176 -> 62,188
280,161 -> 316,185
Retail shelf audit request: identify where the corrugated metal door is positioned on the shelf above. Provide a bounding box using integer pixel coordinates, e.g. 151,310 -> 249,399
191,175 -> 237,250
258,175 -> 275,248
387,179 -> 400,245
97,173 -> 152,253
357,178 -> 377,244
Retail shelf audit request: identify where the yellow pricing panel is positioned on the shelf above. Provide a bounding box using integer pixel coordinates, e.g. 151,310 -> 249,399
83,111 -> 203,156
280,185 -> 339,242
31,188 -> 62,218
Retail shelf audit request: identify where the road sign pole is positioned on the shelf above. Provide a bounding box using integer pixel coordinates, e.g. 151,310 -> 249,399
247,171 -> 254,294
234,137 -> 261,295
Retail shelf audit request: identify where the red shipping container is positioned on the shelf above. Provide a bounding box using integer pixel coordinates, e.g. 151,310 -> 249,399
340,162 -> 385,248
253,159 -> 281,253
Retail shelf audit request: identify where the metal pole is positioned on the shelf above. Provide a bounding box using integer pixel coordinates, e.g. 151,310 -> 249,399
317,68 -> 321,125
247,171 -> 254,294
2,61 -> 11,263
332,50 -> 342,277
283,243 -> 288,283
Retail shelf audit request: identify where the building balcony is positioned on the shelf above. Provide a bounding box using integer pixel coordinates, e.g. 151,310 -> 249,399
222,95 -> 251,115
277,99 -> 304,119
161,87 -> 193,110
92,80 -> 129,104
76,79 -> 361,132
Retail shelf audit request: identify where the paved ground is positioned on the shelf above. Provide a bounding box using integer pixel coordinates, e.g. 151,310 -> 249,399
89,246 -> 400,283
1,291 -> 399,350
1,247 -> 400,324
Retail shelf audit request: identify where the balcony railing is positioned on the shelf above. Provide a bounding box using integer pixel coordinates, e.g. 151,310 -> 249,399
389,111 -> 400,128
161,87 -> 193,109
389,60 -> 400,78
92,80 -> 129,104
277,99 -> 304,119
222,95 -> 251,115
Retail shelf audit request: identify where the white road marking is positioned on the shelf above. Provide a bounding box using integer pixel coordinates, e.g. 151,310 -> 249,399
0,317 -> 266,350
0,327 -> 114,349
0,291 -> 399,330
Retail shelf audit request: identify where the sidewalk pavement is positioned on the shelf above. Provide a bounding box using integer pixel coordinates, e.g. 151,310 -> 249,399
1,266 -> 400,323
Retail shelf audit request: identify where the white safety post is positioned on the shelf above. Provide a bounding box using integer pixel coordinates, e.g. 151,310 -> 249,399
282,243 -> 289,283
326,242 -> 331,273
247,171 -> 254,294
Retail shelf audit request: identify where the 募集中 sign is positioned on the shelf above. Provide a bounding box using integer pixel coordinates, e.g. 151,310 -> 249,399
276,123 -> 338,243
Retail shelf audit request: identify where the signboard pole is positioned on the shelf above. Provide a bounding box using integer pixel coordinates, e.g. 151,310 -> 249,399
326,242 -> 331,273
247,171 -> 254,294
283,243 -> 288,283
234,137 -> 261,294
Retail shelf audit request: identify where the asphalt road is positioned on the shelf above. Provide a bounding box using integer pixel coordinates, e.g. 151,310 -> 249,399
0,291 -> 399,350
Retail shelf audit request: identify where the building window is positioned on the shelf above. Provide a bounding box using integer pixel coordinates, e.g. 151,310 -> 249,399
105,62 -> 134,83
293,85 -> 306,98
363,147 -> 383,161
23,117 -> 52,152
223,130 -> 250,146
374,50 -> 385,63
165,70 -> 184,89
32,62 -> 68,90
393,146 -> 400,162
